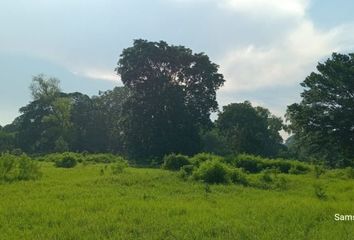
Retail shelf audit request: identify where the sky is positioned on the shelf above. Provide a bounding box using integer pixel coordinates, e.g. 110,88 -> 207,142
1,0 -> 354,126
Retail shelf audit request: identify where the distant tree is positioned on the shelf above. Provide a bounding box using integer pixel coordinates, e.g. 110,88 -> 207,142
30,74 -> 61,101
200,128 -> 230,156
89,87 -> 130,153
17,75 -> 71,153
69,87 -> 130,153
42,97 -> 73,152
116,39 -> 225,160
286,53 -> 354,167
216,101 -> 284,157
0,127 -> 16,152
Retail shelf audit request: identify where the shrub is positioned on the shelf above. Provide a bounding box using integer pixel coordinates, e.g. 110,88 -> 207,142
44,152 -> 83,163
314,183 -> 327,200
111,159 -> 129,175
162,153 -> 191,171
230,168 -> 248,185
256,169 -> 288,190
260,170 -> 274,183
290,163 -> 310,174
54,155 -> 77,168
0,153 -> 42,182
314,165 -> 326,178
233,154 -> 264,173
190,153 -> 224,167
233,154 -> 310,174
86,154 -> 127,164
193,160 -> 231,184
0,153 -> 16,181
178,165 -> 194,179
274,176 -> 288,191
18,156 -> 42,180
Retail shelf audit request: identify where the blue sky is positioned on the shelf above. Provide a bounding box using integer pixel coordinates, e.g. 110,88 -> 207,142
1,0 -> 354,126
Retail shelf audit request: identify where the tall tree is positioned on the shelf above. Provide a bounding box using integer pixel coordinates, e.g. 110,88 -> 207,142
216,101 -> 284,157
116,40 -> 225,160
286,53 -> 354,167
17,75 -> 70,153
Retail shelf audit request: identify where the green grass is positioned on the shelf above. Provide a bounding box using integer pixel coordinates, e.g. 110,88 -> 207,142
0,163 -> 353,239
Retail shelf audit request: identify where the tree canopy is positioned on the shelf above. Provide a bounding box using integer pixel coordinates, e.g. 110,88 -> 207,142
115,39 -> 225,160
286,53 -> 354,167
216,101 -> 284,157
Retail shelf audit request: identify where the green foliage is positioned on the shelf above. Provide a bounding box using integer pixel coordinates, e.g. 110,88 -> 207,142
43,152 -> 83,163
1,161 -> 354,239
313,183 -> 328,200
190,152 -> 224,167
233,154 -> 310,174
0,130 -> 16,153
193,160 -> 231,184
54,155 -> 77,168
43,152 -> 128,166
85,154 -> 127,164
255,169 -> 289,190
116,39 -> 225,160
344,167 -> 354,179
0,153 -> 41,182
229,168 -> 248,185
0,154 -> 15,181
162,153 -> 191,171
200,129 -> 230,156
111,160 -> 129,175
314,165 -> 326,178
286,53 -> 354,167
178,164 -> 194,180
216,101 -> 284,157
17,156 -> 42,180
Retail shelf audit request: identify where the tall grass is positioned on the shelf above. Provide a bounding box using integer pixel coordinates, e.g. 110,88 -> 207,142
0,155 -> 353,239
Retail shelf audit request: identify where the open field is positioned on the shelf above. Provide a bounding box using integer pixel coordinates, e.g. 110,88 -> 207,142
1,162 -> 354,239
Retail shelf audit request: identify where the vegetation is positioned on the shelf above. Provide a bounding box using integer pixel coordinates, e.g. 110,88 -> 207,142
216,101 -> 284,157
0,153 -> 41,182
162,153 -> 191,171
54,155 -> 78,168
286,53 -> 354,167
0,43 -> 352,169
0,160 -> 353,239
233,154 -> 310,174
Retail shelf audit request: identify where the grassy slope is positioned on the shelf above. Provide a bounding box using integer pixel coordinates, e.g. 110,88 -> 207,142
0,163 -> 353,240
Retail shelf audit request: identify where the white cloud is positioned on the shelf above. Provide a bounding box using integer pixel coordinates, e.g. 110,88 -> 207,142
73,68 -> 119,82
219,20 -> 339,92
220,0 -> 309,18
169,0 -> 309,18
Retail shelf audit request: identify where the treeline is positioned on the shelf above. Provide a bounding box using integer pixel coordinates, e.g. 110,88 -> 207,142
0,40 -> 353,167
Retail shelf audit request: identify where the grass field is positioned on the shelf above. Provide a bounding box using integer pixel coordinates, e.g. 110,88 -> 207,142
0,162 -> 354,240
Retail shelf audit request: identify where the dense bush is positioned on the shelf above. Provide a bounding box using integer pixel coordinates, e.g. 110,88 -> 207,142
111,159 -> 129,174
178,165 -> 195,179
17,156 -> 42,180
0,153 -> 41,182
86,154 -> 126,164
42,152 -> 83,163
190,153 -> 224,167
54,155 -> 77,168
193,160 -> 231,184
41,152 -> 128,165
233,154 -> 310,174
254,169 -> 289,190
162,153 -> 191,171
229,168 -> 248,185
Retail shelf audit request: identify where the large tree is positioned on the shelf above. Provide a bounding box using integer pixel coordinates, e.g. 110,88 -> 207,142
286,53 -> 354,167
216,101 -> 284,157
116,39 -> 225,160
